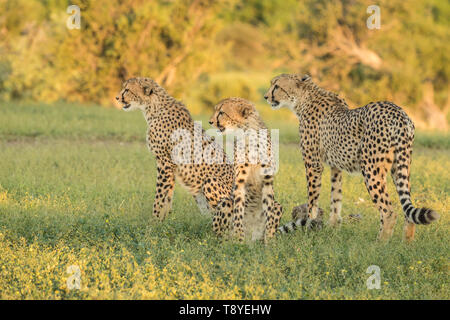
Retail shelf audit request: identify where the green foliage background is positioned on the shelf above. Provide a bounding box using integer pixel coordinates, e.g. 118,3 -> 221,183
0,0 -> 449,126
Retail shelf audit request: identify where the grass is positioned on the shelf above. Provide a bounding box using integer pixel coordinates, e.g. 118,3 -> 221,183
0,102 -> 448,299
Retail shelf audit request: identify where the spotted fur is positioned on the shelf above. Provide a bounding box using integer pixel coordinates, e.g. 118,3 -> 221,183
209,98 -> 283,242
116,77 -> 233,221
265,74 -> 439,241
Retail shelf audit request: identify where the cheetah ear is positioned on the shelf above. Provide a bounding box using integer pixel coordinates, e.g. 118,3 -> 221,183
301,74 -> 311,81
240,104 -> 252,119
143,86 -> 153,96
295,74 -> 311,87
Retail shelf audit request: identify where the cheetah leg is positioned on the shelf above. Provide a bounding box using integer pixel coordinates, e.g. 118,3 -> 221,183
362,148 -> 397,241
203,177 -> 231,211
403,222 -> 416,242
391,140 -> 416,242
213,198 -> 232,237
305,162 -> 324,226
328,167 -> 343,227
152,164 -> 175,221
232,165 -> 249,241
272,200 -> 283,234
261,180 -> 276,242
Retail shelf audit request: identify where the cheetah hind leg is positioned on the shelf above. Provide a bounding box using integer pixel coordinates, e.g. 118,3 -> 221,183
361,148 -> 397,241
273,200 -> 283,230
202,177 -> 231,213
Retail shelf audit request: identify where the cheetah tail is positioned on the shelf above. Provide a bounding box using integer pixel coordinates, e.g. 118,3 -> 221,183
392,129 -> 439,225
395,167 -> 440,225
402,204 -> 440,225
277,217 -> 324,234
276,218 -> 307,234
393,164 -> 439,224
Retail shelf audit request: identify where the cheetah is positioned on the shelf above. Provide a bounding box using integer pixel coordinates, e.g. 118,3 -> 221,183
278,203 -> 362,234
264,73 -> 439,241
208,98 -> 283,242
278,204 -> 324,233
116,77 -> 233,221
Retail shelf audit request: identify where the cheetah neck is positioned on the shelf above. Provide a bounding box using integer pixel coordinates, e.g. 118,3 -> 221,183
293,83 -> 349,120
232,134 -> 273,170
142,105 -> 159,123
231,114 -> 273,170
239,113 -> 267,131
142,95 -> 181,123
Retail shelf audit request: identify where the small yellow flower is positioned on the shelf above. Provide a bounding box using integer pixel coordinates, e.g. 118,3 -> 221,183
417,261 -> 422,264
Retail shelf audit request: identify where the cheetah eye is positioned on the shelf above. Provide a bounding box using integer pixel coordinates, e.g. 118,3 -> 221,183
121,89 -> 129,100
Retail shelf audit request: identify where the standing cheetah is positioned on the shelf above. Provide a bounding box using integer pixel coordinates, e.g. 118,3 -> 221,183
116,77 -> 233,221
208,98 -> 283,242
264,73 -> 439,241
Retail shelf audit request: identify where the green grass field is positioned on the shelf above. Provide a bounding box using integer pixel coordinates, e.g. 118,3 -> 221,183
0,103 -> 448,299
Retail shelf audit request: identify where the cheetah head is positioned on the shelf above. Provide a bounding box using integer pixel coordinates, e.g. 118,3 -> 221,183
264,73 -> 311,110
209,97 -> 256,133
115,77 -> 163,111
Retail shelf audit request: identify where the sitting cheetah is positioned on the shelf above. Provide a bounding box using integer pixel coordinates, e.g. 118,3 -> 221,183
116,77 -> 233,221
208,98 -> 283,241
264,73 -> 439,241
